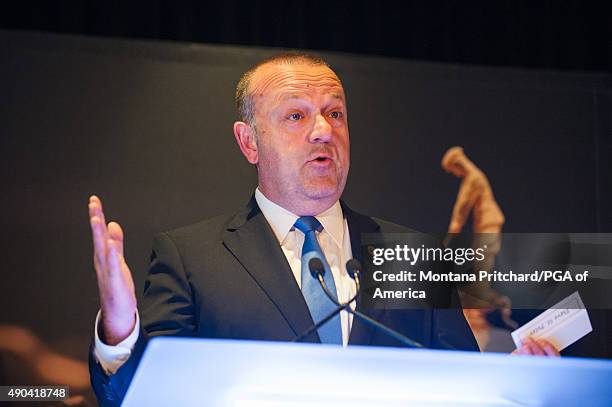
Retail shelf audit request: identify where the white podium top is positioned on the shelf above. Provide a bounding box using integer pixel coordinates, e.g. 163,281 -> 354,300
123,337 -> 612,407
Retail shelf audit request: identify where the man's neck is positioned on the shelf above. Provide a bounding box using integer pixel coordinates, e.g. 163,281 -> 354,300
256,187 -> 338,216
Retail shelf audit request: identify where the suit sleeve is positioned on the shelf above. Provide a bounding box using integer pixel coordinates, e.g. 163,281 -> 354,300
431,308 -> 480,351
89,232 -> 197,406
430,280 -> 480,351
430,253 -> 480,352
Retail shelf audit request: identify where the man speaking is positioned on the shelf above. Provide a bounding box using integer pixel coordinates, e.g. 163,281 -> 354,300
88,53 -> 557,406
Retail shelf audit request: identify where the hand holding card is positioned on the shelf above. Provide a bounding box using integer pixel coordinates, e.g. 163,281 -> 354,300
511,292 -> 592,355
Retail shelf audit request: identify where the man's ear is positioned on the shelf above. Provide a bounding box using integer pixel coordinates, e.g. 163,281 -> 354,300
233,121 -> 258,164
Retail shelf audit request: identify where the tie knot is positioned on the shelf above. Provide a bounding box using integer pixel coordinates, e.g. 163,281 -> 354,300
293,216 -> 322,234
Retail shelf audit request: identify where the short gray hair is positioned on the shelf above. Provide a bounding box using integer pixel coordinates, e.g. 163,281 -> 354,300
235,53 -> 332,126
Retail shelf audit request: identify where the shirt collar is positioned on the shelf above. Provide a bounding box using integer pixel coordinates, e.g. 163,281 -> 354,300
254,187 -> 344,248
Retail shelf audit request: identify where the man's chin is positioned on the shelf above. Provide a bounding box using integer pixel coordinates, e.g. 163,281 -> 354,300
301,181 -> 343,202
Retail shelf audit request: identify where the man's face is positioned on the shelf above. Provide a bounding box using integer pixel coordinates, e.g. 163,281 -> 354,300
245,62 -> 350,215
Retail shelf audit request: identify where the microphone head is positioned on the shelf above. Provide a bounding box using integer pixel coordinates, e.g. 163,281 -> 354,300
345,259 -> 361,280
308,257 -> 325,279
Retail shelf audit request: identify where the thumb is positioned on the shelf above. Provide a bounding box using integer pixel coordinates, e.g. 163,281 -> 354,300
107,222 -> 125,258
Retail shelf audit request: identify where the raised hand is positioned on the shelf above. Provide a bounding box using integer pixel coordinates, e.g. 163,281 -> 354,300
88,195 -> 137,345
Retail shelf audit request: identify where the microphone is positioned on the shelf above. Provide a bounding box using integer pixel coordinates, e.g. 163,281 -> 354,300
293,259 -> 425,348
307,257 -> 345,307
293,257 -> 349,343
345,259 -> 361,281
308,257 -> 325,279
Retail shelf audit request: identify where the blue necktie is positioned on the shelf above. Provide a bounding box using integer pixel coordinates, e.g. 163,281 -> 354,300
294,216 -> 342,345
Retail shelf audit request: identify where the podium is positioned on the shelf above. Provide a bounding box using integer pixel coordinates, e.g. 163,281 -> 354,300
123,337 -> 612,406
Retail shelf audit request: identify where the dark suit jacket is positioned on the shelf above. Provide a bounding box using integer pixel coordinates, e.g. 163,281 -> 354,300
90,198 -> 478,406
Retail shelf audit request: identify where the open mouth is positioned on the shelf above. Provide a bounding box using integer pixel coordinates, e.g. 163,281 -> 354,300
308,156 -> 333,166
308,153 -> 333,164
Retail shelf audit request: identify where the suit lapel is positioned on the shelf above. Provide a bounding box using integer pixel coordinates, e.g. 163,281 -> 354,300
222,197 -> 320,342
342,202 -> 387,346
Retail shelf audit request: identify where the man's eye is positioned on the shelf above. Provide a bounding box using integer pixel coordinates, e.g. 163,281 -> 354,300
329,111 -> 343,119
288,113 -> 303,121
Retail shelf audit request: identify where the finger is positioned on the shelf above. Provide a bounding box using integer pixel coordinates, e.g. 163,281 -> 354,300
88,196 -> 110,267
89,195 -> 101,206
530,342 -> 545,356
515,338 -> 533,355
107,222 -> 125,258
107,238 -> 123,277
537,339 -> 560,357
88,196 -> 107,227
525,338 -> 545,356
89,216 -> 108,271
542,343 -> 559,357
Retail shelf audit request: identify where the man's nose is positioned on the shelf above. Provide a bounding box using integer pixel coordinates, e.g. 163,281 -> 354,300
309,113 -> 333,143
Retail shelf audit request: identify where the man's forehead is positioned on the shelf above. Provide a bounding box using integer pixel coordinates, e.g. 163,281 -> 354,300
249,62 -> 345,100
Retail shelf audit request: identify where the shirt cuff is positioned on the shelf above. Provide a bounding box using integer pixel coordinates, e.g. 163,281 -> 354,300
93,309 -> 140,375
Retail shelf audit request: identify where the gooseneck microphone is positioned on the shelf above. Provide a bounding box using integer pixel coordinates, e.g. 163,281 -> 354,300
308,258 -> 360,308
345,258 -> 361,282
293,258 -> 425,348
292,258 -> 360,343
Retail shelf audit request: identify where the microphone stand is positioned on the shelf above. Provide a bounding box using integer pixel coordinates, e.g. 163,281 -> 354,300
293,260 -> 424,348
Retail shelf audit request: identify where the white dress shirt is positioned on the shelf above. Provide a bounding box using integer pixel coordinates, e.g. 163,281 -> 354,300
254,188 -> 356,345
94,188 -> 355,374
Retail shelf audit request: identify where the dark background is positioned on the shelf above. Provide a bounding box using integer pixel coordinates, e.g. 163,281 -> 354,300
1,0 -> 610,72
0,1 -> 610,404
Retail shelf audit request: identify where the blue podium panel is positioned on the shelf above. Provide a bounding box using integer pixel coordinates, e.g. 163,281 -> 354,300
123,338 -> 612,407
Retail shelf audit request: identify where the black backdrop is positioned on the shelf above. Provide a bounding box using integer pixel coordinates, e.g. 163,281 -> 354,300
0,29 -> 610,396
1,1 -> 610,72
